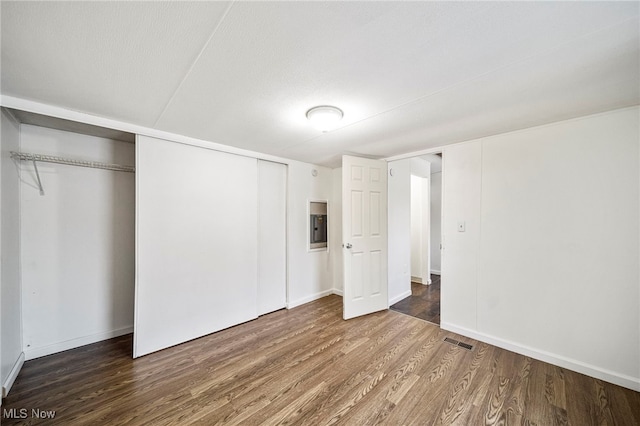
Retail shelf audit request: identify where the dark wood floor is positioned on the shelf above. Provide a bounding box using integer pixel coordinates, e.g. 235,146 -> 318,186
2,295 -> 638,425
390,274 -> 441,324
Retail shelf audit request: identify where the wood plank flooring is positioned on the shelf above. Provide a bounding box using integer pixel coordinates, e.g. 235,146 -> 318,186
2,295 -> 639,425
390,275 -> 441,324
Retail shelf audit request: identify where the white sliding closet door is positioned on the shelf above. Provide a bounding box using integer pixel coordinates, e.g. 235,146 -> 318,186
257,160 -> 287,315
135,135 -> 258,357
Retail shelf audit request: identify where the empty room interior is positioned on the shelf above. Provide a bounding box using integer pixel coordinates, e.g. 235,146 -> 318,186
1,2 -> 638,424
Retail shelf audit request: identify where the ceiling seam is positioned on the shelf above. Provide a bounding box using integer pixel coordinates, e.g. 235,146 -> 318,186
152,1 -> 236,128
280,13 -> 640,153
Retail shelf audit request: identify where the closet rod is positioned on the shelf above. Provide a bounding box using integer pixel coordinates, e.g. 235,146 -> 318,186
10,151 -> 135,173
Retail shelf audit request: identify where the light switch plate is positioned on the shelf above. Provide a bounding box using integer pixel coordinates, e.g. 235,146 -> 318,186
458,221 -> 465,232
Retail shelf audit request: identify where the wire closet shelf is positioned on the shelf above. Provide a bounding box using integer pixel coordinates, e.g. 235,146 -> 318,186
10,151 -> 135,173
10,151 -> 135,196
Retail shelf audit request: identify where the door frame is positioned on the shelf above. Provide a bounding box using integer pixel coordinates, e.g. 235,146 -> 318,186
385,151 -> 444,322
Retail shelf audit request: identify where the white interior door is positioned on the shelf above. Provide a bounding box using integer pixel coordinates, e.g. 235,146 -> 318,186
257,160 -> 287,315
342,155 -> 388,320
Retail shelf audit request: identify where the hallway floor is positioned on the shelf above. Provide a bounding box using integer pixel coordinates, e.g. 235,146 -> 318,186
389,274 -> 441,324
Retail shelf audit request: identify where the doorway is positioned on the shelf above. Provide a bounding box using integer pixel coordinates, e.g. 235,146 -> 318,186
389,153 -> 442,325
389,276 -> 441,323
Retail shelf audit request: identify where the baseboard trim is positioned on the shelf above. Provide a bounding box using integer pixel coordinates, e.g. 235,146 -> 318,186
24,326 -> 134,361
430,270 -> 441,275
332,289 -> 343,296
410,276 -> 422,283
440,322 -> 640,392
389,290 -> 412,305
2,352 -> 25,398
287,289 -> 334,309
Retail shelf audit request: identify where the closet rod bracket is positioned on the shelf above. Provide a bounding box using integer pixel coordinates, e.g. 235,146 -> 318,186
32,159 -> 45,196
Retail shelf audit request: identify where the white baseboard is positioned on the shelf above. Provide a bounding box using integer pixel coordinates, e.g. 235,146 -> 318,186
431,270 -> 441,275
332,289 -> 343,296
410,276 -> 422,283
287,289 -> 334,309
2,352 -> 25,397
24,326 -> 133,361
389,290 -> 412,305
440,322 -> 640,392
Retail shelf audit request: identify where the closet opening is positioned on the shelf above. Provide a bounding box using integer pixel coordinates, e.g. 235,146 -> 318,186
5,107 -> 137,360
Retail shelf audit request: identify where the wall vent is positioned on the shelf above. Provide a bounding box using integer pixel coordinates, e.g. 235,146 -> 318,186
443,337 -> 473,351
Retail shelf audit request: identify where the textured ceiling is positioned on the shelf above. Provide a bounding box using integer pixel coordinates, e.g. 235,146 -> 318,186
2,1 -> 638,167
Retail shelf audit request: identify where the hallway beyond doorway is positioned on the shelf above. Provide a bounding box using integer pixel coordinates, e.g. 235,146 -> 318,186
389,274 -> 440,325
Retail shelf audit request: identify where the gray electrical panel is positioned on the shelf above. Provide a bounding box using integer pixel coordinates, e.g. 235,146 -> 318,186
310,214 -> 327,245
309,201 -> 328,249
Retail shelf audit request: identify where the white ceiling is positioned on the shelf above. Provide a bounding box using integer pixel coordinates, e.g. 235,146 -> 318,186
2,1 -> 638,168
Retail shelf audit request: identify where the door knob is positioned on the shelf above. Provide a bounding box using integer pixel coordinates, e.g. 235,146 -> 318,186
345,243 -> 352,249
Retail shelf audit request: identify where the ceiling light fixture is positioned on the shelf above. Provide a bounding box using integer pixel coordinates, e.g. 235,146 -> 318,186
306,105 -> 343,132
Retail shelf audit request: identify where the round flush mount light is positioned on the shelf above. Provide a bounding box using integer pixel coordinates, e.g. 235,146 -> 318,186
306,105 -> 343,132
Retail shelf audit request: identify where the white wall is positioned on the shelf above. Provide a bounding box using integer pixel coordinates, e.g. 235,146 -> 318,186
287,162 -> 333,307
1,109 -> 23,396
410,175 -> 430,282
410,175 -> 422,278
410,158 -> 430,283
20,125 -> 135,360
441,107 -> 639,391
441,142 -> 483,330
430,171 -> 442,274
410,157 -> 430,177
388,159 -> 412,304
